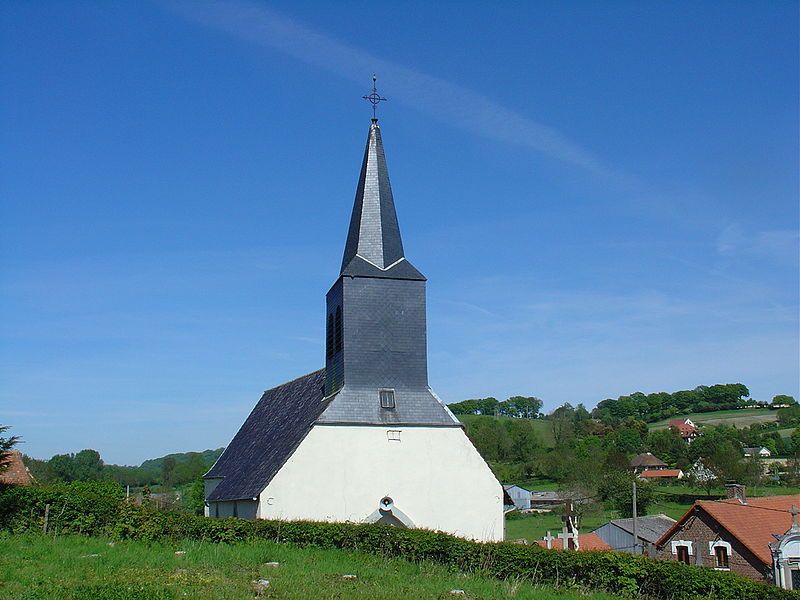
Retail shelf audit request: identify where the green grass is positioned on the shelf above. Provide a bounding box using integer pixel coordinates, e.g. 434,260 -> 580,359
648,408 -> 778,429
0,534 -> 623,600
505,507 -> 614,544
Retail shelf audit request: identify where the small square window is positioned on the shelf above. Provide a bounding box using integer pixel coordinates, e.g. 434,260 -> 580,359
379,389 -> 396,409
676,546 -> 690,565
387,430 -> 401,441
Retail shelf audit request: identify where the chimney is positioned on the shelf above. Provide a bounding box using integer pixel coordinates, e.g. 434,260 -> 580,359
725,482 -> 747,504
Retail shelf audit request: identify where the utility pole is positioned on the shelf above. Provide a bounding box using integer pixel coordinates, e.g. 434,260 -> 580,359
632,480 -> 639,554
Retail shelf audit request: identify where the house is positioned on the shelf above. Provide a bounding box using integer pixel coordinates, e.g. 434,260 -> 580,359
203,112 -> 504,542
536,532 -> 611,551
669,418 -> 700,443
639,469 -> 683,480
630,452 -> 668,473
743,446 -> 772,458
503,485 -> 531,510
0,451 -> 34,487
655,484 -> 800,587
593,514 -> 675,555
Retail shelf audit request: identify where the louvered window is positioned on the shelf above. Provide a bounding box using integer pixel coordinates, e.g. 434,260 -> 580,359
334,306 -> 343,353
326,314 -> 334,359
380,389 -> 395,409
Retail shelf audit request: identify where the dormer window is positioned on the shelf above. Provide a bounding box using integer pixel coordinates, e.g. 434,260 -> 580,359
380,389 -> 396,409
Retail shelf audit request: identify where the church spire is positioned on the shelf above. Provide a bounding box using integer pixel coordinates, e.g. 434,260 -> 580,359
341,121 -> 403,272
340,121 -> 425,280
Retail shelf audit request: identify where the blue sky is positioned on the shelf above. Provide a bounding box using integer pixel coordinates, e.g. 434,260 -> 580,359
1,1 -> 797,464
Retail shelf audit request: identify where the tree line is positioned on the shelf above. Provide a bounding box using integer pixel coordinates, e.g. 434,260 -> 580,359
448,396 -> 543,418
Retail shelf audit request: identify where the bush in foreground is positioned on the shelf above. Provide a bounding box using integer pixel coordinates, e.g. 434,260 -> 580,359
0,482 -> 796,599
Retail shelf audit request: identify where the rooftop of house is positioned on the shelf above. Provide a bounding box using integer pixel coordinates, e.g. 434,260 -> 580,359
0,450 -> 34,486
603,514 -> 676,544
657,494 -> 800,566
536,532 -> 611,551
630,452 -> 668,468
640,469 -> 682,478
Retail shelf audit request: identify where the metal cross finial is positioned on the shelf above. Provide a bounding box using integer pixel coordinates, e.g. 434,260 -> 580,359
362,74 -> 387,120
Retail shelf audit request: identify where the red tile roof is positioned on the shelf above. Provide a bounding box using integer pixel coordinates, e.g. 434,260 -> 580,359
657,494 -> 800,566
535,532 -> 611,551
0,451 -> 34,486
640,469 -> 682,478
668,420 -> 698,435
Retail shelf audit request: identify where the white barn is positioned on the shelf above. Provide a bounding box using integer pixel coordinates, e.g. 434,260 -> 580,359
204,115 -> 504,542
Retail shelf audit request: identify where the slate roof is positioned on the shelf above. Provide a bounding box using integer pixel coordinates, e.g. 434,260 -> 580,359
340,120 -> 424,281
606,515 -> 676,544
0,451 -> 34,486
657,494 -> 800,566
205,369 -> 329,502
317,387 -> 460,426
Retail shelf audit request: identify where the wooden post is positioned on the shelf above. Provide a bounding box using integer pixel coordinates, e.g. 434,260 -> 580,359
42,503 -> 50,534
632,480 -> 638,554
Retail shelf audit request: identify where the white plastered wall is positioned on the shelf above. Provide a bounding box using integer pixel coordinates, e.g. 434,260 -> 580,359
258,424 -> 504,542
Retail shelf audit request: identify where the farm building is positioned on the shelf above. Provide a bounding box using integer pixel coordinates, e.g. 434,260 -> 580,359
593,514 -> 675,555
630,452 -> 668,473
639,469 -> 683,480
503,485 -> 531,510
203,116 -> 504,542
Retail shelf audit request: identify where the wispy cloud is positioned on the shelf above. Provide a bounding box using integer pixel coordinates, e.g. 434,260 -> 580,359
163,0 -> 620,182
717,224 -> 799,265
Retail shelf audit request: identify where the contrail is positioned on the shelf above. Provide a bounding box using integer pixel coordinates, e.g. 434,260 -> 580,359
163,0 -> 622,182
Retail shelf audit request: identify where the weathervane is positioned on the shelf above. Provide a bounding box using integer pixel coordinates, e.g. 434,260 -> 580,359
362,75 -> 387,120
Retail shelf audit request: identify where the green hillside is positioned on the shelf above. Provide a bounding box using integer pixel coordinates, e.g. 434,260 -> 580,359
139,448 -> 224,475
648,408 -> 778,430
457,414 -> 555,447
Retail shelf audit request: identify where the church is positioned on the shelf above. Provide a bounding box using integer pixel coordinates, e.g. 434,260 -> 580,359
204,108 -> 504,542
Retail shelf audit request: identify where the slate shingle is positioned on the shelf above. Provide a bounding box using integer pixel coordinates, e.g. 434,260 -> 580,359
205,370 -> 328,502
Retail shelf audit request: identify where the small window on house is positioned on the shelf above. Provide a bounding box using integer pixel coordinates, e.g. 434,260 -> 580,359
380,389 -> 396,409
676,545 -> 690,565
326,314 -> 334,360
714,546 -> 729,569
334,306 -> 343,353
387,430 -> 401,441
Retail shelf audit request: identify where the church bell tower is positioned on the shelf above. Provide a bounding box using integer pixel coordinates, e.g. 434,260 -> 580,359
321,116 -> 454,427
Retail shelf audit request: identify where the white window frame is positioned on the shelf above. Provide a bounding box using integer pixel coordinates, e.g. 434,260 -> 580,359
387,430 -> 401,442
709,540 -> 732,570
671,540 -> 694,555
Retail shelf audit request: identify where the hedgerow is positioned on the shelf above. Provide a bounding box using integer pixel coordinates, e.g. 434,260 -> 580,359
1,482 -> 796,600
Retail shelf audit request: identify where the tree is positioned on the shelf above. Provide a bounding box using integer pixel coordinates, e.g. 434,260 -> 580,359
162,456 -> 177,488
772,395 -> 797,407
599,471 -> 654,518
503,396 -> 543,419
184,478 -> 206,515
550,404 -> 576,447
0,424 -> 20,474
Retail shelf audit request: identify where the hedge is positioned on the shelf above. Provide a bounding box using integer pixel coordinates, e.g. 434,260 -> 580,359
1,483 -> 797,600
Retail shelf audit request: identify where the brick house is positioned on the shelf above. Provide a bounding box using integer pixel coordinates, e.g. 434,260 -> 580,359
655,484 -> 800,587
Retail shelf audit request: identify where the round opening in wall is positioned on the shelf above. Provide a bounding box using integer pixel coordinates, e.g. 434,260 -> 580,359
380,496 -> 394,509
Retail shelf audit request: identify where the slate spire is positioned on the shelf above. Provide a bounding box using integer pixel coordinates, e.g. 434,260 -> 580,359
340,121 -> 423,280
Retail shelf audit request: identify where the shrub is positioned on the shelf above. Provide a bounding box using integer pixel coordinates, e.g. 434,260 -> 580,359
1,482 -> 796,599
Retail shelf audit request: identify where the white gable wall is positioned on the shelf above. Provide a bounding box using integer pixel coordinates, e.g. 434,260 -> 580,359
258,424 -> 504,542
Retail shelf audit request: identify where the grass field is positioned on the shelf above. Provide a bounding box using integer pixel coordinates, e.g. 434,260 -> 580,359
648,408 -> 778,430
0,534 -> 623,600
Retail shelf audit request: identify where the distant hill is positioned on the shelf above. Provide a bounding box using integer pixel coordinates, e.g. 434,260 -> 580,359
139,448 -> 224,476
